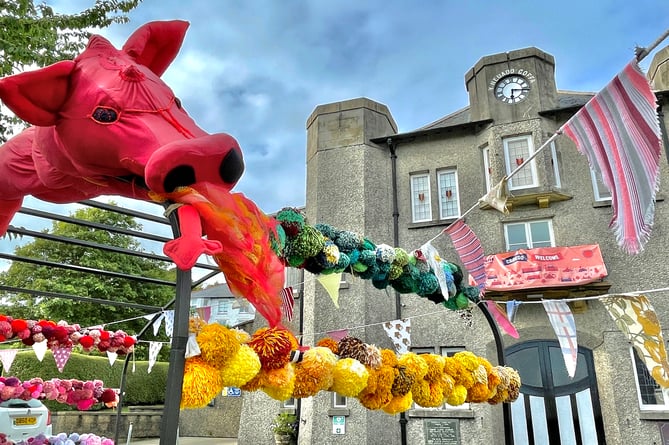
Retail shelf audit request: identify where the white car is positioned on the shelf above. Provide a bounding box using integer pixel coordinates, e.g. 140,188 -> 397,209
0,398 -> 52,441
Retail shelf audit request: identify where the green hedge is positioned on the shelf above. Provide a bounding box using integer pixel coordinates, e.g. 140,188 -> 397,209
6,350 -> 169,410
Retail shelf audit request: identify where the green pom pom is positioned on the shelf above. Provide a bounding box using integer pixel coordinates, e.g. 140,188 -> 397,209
455,293 -> 470,309
461,285 -> 481,302
391,273 -> 417,294
288,225 -> 325,258
276,207 -> 305,237
443,298 -> 459,310
393,248 -> 410,267
388,263 -> 404,280
287,254 -> 306,268
352,262 -> 368,272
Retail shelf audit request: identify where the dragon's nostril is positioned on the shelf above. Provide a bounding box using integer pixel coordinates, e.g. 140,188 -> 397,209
220,149 -> 244,184
163,165 -> 196,192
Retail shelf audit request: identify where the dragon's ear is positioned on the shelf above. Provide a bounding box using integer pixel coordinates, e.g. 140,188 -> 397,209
122,20 -> 190,77
0,60 -> 75,126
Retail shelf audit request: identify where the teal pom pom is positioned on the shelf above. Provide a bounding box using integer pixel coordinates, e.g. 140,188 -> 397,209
372,276 -> 390,290
335,231 -> 363,253
334,252 -> 351,272
359,249 -> 377,267
357,263 -> 379,280
315,223 -> 337,240
361,238 -> 376,251
416,272 -> 439,296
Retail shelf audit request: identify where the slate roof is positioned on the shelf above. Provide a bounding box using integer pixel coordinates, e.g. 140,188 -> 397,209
415,91 -> 595,132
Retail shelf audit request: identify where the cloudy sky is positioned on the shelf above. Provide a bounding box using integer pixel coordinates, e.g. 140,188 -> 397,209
2,1 -> 669,272
49,0 -> 669,214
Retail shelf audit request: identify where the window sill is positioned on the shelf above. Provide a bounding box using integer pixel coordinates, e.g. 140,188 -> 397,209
407,409 -> 475,419
327,408 -> 350,416
409,218 -> 458,230
639,410 -> 669,420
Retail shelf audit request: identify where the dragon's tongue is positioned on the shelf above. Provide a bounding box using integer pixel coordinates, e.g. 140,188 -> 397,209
160,185 -> 286,328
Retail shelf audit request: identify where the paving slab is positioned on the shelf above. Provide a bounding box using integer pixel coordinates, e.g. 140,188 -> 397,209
127,438 -> 237,445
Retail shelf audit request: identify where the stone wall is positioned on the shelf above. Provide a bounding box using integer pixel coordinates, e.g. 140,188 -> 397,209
52,408 -> 162,439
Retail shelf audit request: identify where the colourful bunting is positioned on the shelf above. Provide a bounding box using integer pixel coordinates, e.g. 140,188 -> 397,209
382,319 -> 411,354
542,300 -> 578,377
601,295 -> 669,388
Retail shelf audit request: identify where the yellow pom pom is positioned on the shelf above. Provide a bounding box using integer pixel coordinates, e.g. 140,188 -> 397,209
398,353 -> 428,380
181,356 -> 224,409
261,364 -> 296,401
293,347 -> 337,398
197,323 -> 241,368
382,392 -> 413,415
220,344 -> 262,388
330,358 -> 369,397
446,384 -> 468,406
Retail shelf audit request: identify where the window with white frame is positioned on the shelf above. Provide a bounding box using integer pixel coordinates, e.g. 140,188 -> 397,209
632,347 -> 669,410
411,346 -> 469,410
437,169 -> 460,219
590,169 -> 612,202
504,219 -> 554,251
411,172 -> 432,222
482,144 -> 492,193
333,392 -> 347,408
283,397 -> 296,409
504,135 -> 538,190
217,300 -> 231,315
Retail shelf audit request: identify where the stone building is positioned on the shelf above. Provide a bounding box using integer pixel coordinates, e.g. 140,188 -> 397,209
237,46 -> 669,445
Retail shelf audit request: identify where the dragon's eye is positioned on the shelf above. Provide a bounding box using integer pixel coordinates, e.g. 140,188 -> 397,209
91,107 -> 119,123
175,97 -> 182,109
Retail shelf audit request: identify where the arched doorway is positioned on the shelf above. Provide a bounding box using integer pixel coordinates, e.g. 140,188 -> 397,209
506,340 -> 606,444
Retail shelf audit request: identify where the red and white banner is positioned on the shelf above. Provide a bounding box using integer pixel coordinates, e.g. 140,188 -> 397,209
484,244 -> 607,291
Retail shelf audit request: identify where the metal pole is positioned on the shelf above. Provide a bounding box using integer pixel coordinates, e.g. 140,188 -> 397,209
159,208 -> 192,444
477,302 -> 513,445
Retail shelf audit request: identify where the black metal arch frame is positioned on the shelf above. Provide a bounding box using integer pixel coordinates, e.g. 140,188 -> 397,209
1,199 -> 220,444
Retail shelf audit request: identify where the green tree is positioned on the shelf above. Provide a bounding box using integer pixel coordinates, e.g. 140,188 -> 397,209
0,0 -> 142,142
0,205 -> 175,358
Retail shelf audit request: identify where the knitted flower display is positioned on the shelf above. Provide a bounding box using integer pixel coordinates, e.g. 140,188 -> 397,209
9,432 -> 114,445
272,208 -> 481,310
0,377 -> 116,410
0,315 -> 135,354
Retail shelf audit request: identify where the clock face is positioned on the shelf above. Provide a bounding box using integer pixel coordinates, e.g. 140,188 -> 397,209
494,75 -> 531,103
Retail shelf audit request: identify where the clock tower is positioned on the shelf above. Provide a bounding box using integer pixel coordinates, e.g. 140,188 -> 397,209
465,47 -> 559,123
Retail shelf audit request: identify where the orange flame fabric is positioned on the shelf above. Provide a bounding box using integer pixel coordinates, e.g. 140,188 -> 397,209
163,185 -> 285,327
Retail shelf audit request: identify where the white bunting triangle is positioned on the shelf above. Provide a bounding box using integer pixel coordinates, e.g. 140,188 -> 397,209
0,349 -> 18,373
32,340 -> 48,362
163,311 -> 175,338
147,342 -> 163,374
107,351 -> 118,366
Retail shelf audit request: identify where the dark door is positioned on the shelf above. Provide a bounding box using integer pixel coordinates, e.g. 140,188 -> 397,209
506,340 -> 606,444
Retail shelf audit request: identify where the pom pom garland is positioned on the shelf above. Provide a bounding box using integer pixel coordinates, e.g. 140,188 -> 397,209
273,208 -> 481,312
0,315 -> 135,355
182,320 -> 521,412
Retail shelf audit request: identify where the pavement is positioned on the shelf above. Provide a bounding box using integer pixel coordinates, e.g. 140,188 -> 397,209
127,438 -> 237,445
